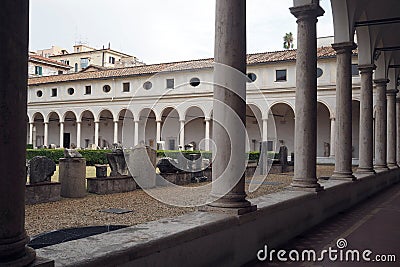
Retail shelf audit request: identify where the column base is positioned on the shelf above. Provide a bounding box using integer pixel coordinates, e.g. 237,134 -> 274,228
331,171 -> 356,181
202,204 -> 257,216
0,246 -> 36,267
387,163 -> 399,169
374,165 -> 389,171
355,167 -> 375,175
208,192 -> 253,211
290,179 -> 324,192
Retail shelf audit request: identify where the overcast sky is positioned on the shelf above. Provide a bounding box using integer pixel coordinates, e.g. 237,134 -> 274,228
29,0 -> 333,64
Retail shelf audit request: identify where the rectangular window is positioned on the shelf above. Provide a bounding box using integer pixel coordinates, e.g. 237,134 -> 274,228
109,56 -> 116,64
35,66 -> 43,75
166,78 -> 175,89
351,64 -> 359,76
80,58 -> 89,69
85,85 -> 92,95
123,82 -> 130,92
267,141 -> 274,151
275,69 -> 287,82
168,139 -> 176,150
58,70 -> 63,75
51,88 -> 57,97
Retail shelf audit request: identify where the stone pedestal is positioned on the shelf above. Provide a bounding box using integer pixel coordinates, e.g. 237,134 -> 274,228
87,176 -> 136,195
25,182 -> 61,205
95,164 -> 108,178
59,158 -> 87,198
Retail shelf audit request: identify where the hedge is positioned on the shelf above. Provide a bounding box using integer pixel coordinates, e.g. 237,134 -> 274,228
26,149 -> 111,166
26,149 -> 280,166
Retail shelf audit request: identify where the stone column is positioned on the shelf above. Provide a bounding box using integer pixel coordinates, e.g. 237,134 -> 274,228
209,0 -> 252,209
205,118 -> 211,151
44,122 -> 49,148
331,42 -> 357,181
262,118 -> 268,142
397,98 -> 400,166
386,89 -> 398,168
113,120 -> 119,144
59,121 -> 64,148
29,122 -> 34,144
76,121 -> 81,149
179,120 -> 185,149
94,121 -> 99,148
356,64 -> 376,174
290,3 -> 324,191
329,117 -> 335,157
134,120 -> 139,146
374,79 -> 389,170
0,0 -> 36,265
156,120 -> 162,142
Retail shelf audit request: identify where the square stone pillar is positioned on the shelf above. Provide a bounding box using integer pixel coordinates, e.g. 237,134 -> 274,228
290,2 -> 324,191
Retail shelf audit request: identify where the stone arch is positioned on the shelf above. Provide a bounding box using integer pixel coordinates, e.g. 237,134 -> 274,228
185,106 -> 206,150
246,104 -> 262,152
269,103 -> 295,155
98,109 -> 114,148
80,110 -> 95,149
138,108 -> 157,149
160,107 -> 180,150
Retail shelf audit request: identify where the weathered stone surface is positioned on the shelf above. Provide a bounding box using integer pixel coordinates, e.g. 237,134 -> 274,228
63,148 -> 82,158
87,176 -> 136,195
28,156 -> 56,184
95,164 -> 107,178
107,150 -> 129,177
129,145 -> 156,189
25,182 -> 61,205
59,158 -> 86,198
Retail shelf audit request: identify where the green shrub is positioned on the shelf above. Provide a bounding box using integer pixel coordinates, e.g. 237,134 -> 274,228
26,149 -> 112,166
26,144 -> 34,149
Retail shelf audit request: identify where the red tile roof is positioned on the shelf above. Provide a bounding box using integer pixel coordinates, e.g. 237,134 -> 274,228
28,46 -> 348,86
29,54 -> 72,69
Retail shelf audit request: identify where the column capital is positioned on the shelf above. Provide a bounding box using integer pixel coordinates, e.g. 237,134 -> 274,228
332,42 -> 357,54
59,121 -> 64,124
44,121 -> 49,124
179,119 -> 186,123
358,64 -> 376,73
76,120 -> 82,124
374,78 -> 390,85
156,120 -> 162,123
204,117 -> 211,122
330,116 -> 336,121
262,117 -> 269,121
134,120 -> 140,123
386,89 -> 399,96
94,120 -> 100,124
290,3 -> 324,19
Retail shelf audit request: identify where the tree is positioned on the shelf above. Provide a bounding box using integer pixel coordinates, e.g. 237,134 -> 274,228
283,32 -> 294,50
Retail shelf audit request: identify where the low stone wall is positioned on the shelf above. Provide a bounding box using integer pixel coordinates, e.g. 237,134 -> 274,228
37,169 -> 400,266
86,176 -> 136,195
25,182 -> 61,205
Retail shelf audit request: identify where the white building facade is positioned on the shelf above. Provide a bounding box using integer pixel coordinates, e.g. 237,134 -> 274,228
27,46 -> 363,160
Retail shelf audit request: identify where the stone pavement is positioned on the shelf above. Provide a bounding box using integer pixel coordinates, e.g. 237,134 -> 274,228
247,181 -> 400,266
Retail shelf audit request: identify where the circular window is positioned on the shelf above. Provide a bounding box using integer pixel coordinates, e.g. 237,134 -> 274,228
247,73 -> 257,83
103,85 -> 111,93
67,88 -> 74,95
143,81 -> 152,90
36,90 -> 43,97
189,77 -> 201,87
317,68 -> 323,78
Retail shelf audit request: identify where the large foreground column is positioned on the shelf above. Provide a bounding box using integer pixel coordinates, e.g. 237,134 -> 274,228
374,79 -> 389,170
356,64 -> 376,174
209,0 -> 251,208
331,42 -> 357,181
290,3 -> 324,191
386,89 -> 398,168
0,1 -> 36,265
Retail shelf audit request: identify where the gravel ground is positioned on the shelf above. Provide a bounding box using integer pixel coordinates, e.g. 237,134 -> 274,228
25,165 -> 335,236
